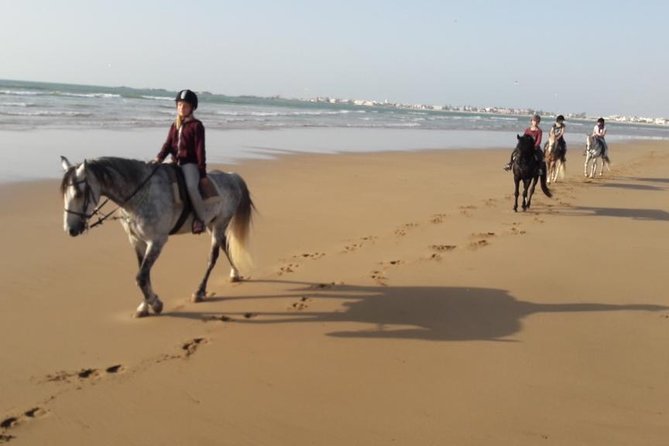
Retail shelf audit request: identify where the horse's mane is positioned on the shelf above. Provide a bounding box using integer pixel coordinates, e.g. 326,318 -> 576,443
516,134 -> 535,155
61,157 -> 151,193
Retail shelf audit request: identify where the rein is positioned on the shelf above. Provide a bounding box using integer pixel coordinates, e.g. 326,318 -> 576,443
66,162 -> 162,230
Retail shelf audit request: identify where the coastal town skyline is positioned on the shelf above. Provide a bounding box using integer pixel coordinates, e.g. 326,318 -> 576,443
305,95 -> 669,127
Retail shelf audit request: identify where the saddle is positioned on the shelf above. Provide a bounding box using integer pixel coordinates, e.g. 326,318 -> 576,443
163,164 -> 222,234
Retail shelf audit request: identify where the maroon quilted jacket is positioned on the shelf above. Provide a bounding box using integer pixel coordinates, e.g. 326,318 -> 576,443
156,118 -> 207,178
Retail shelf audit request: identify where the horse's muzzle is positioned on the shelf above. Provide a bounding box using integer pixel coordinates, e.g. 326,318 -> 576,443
67,222 -> 86,237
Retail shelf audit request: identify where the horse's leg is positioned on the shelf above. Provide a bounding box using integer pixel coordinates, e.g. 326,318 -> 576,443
513,177 -> 520,212
192,234 -> 223,303
584,154 -> 590,177
134,238 -> 167,318
525,178 -> 537,210
521,179 -> 530,211
213,233 -> 241,283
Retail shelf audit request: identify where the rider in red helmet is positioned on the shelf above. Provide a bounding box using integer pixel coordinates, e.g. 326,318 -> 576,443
154,89 -> 208,234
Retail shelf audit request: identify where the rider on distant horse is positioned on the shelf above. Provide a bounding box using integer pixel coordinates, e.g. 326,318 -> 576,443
592,117 -> 610,162
153,89 -> 209,234
550,114 -> 567,156
504,114 -> 545,174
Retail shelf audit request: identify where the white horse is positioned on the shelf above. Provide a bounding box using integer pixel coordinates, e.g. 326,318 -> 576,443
61,156 -> 254,317
584,134 -> 610,178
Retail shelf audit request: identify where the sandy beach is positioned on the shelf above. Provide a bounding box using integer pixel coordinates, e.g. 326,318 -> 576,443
1,140 -> 669,445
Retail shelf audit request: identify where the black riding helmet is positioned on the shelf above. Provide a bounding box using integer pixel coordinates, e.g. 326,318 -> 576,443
175,89 -> 198,110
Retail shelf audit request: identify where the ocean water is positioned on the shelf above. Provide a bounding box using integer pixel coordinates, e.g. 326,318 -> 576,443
2,79 -> 668,182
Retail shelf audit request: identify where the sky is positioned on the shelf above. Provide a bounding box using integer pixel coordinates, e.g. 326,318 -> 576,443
2,0 -> 669,117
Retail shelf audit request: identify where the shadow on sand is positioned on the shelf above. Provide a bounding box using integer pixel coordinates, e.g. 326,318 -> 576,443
164,280 -> 668,342
558,205 -> 669,221
596,181 -> 666,192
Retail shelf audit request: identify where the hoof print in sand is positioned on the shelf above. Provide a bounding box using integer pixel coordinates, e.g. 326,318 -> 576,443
459,205 -> 477,216
289,296 -> 311,311
296,252 -> 325,260
509,223 -> 527,235
278,263 -> 299,275
1,407 -> 47,441
468,232 -> 495,249
394,223 -> 418,237
45,364 -> 124,383
0,417 -> 18,430
370,270 -> 388,285
430,214 -> 447,224
344,236 -> 376,253
431,244 -> 457,252
311,282 -> 339,289
182,338 -> 207,358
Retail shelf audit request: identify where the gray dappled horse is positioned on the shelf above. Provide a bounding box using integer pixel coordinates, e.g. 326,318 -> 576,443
584,134 -> 610,178
61,156 -> 254,317
512,134 -> 552,212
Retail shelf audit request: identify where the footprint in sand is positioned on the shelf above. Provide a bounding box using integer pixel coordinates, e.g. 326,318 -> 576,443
1,406 -> 48,440
427,244 -> 457,261
508,222 -> 527,235
459,205 -> 477,216
294,252 -> 325,260
430,214 -> 447,224
468,232 -> 495,250
394,223 -> 419,237
370,270 -> 388,286
430,244 -> 457,252
289,296 -> 311,311
45,364 -> 125,383
343,236 -> 377,253
310,282 -> 341,289
182,338 -> 208,358
278,263 -> 299,275
380,259 -> 404,267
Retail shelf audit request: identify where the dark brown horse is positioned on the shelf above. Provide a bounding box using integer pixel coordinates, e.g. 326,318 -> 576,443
512,134 -> 552,212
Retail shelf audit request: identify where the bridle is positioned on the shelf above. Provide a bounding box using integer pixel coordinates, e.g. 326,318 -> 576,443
64,176 -> 114,230
64,163 -> 161,230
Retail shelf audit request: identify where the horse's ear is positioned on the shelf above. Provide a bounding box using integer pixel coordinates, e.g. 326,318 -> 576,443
517,134 -> 521,140
61,156 -> 72,171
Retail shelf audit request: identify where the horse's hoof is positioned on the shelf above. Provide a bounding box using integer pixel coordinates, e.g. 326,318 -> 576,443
134,309 -> 150,318
191,291 -> 205,303
229,276 -> 241,283
151,299 -> 163,315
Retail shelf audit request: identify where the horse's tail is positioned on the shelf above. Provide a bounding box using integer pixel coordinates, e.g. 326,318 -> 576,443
540,169 -> 552,198
226,175 -> 255,273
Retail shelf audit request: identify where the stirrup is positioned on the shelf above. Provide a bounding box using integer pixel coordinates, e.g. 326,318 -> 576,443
192,219 -> 205,234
